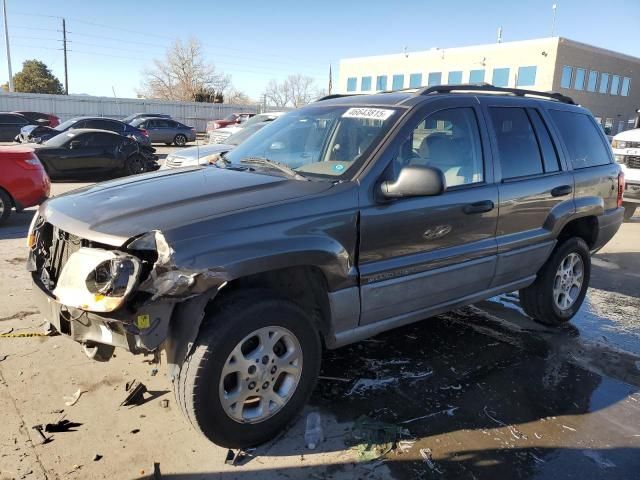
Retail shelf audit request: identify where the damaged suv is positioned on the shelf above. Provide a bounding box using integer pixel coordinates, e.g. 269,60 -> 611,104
28,85 -> 624,448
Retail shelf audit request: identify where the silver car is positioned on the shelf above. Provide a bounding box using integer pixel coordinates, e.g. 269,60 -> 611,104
130,118 -> 196,146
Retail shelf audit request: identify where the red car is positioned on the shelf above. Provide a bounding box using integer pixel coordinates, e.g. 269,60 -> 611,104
0,146 -> 50,225
13,111 -> 60,128
206,113 -> 255,132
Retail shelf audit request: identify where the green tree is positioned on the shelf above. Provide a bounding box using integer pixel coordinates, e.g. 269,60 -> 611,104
12,60 -> 64,94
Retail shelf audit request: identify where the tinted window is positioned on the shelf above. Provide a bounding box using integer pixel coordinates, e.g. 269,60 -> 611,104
84,119 -> 124,132
376,75 -> 387,91
427,72 -> 441,86
346,77 -> 357,92
398,107 -> 484,187
492,68 -> 510,87
587,71 -> 598,92
549,110 -> 611,169
489,107 -> 544,179
561,66 -> 573,89
448,71 -> 463,84
361,76 -> 372,91
0,114 -> 28,125
469,69 -> 485,83
89,132 -> 121,147
153,119 -> 171,128
392,74 -> 404,90
409,73 -> 422,88
528,110 -> 560,173
516,66 -> 537,87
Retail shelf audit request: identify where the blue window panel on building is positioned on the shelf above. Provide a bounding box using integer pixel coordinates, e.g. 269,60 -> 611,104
428,72 -> 442,86
392,74 -> 405,90
361,76 -> 372,91
599,73 -> 610,94
561,66 -> 573,89
469,69 -> 485,83
376,75 -> 388,91
409,73 -> 423,88
587,71 -> 598,92
516,66 -> 537,86
346,77 -> 357,92
621,77 -> 631,97
610,75 -> 620,95
447,71 -> 463,84
574,68 -> 586,90
492,68 -> 510,87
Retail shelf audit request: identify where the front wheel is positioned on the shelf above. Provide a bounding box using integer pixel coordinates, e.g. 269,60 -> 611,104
174,134 -> 187,146
124,154 -> 145,175
0,189 -> 12,225
174,290 -> 321,448
519,237 -> 591,326
623,205 -> 637,221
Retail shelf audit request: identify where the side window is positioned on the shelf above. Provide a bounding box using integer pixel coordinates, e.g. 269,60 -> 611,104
92,133 -> 121,147
397,107 -> 484,187
155,120 -> 170,128
1,114 -> 28,125
549,110 -> 611,169
528,109 -> 560,173
84,119 -> 120,131
488,107 -> 544,179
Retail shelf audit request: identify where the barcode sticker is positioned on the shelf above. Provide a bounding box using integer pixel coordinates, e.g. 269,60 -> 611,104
342,108 -> 395,121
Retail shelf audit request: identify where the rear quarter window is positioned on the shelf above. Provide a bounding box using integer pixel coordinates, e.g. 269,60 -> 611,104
549,110 -> 611,169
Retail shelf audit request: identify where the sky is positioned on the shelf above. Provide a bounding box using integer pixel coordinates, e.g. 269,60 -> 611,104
1,0 -> 640,101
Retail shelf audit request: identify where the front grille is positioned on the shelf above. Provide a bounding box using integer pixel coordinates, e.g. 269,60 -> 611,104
34,223 -> 85,291
208,132 -> 231,144
626,156 -> 640,169
624,141 -> 640,149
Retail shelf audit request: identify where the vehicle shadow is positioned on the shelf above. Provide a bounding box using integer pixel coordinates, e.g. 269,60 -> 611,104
592,251 -> 640,298
0,210 -> 33,240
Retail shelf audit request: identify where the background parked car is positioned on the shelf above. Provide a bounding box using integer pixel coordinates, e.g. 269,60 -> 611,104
206,112 -> 255,133
12,111 -> 60,127
129,117 -> 196,146
18,116 -> 150,145
164,121 -> 273,169
0,112 -> 37,142
0,146 -> 50,225
208,112 -> 285,144
32,129 -> 158,179
122,113 -> 171,123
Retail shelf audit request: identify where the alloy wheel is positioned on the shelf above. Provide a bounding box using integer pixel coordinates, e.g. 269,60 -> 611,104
553,252 -> 584,311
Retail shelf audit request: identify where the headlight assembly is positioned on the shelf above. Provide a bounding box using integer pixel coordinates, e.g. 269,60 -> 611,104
53,248 -> 141,312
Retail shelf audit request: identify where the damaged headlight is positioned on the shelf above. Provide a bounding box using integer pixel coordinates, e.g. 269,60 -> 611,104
53,248 -> 141,312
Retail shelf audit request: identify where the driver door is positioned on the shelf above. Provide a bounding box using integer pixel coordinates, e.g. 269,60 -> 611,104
48,132 -> 104,173
358,99 -> 499,325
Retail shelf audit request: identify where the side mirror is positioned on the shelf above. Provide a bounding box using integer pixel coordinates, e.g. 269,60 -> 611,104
379,166 -> 445,199
69,140 -> 82,149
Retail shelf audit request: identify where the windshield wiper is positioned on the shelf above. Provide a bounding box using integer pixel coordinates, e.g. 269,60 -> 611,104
240,156 -> 306,180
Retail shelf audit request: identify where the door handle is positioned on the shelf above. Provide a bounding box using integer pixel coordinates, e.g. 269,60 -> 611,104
551,185 -> 572,197
463,200 -> 494,214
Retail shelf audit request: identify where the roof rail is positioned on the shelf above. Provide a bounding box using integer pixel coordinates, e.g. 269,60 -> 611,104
416,84 -> 576,105
315,93 -> 361,102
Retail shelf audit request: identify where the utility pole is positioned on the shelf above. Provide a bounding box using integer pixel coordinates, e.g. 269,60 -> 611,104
551,3 -> 558,37
2,0 -> 13,92
62,18 -> 68,94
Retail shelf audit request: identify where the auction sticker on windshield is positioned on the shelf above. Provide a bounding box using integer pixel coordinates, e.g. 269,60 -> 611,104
342,108 -> 395,121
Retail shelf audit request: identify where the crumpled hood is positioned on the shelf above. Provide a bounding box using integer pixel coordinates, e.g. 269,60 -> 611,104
39,167 -> 332,246
21,124 -> 55,137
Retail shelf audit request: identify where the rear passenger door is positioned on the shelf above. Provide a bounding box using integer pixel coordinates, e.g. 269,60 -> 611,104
358,98 -> 499,325
480,99 -> 575,287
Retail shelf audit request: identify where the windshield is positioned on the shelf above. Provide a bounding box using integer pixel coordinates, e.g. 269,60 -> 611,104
223,106 -> 400,178
223,114 -> 238,122
122,114 -> 137,123
226,122 -> 269,146
54,118 -> 80,131
240,113 -> 273,128
44,131 -> 76,147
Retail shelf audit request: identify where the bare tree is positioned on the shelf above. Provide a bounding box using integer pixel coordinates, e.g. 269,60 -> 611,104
264,74 -> 321,108
139,38 -> 231,101
225,88 -> 253,105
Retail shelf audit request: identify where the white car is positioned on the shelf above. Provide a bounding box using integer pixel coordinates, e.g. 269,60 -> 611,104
164,121 -> 273,169
612,128 -> 640,220
208,112 -> 285,144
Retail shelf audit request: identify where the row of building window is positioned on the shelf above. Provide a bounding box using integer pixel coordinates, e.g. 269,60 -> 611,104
595,116 -> 636,136
346,66 -> 538,92
560,66 -> 631,96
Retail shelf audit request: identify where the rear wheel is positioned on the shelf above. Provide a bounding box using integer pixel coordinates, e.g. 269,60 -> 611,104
519,237 -> 591,326
174,290 -> 321,448
124,154 -> 145,175
623,205 -> 637,221
174,134 -> 187,146
0,189 -> 12,225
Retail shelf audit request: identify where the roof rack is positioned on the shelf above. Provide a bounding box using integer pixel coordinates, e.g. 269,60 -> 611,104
315,93 -> 361,102
416,84 -> 575,105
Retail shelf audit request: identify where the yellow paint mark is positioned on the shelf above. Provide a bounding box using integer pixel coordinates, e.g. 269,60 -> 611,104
136,314 -> 150,329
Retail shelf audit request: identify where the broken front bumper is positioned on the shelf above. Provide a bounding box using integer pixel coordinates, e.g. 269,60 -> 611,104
32,273 -> 175,355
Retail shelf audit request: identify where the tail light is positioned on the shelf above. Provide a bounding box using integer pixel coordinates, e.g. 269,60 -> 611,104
617,172 -> 625,207
47,114 -> 60,127
16,153 -> 43,170
140,129 -> 149,137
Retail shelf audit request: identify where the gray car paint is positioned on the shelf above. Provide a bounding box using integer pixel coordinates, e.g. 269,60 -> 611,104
29,91 -> 624,367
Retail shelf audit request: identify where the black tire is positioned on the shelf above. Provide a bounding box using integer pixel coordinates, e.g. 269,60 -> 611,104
174,134 -> 187,146
519,237 -> 591,326
174,289 -> 322,448
0,188 -> 12,225
124,154 -> 145,175
623,205 -> 637,221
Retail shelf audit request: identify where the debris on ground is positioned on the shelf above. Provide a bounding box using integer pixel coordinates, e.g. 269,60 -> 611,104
121,380 -> 147,407
31,425 -> 52,445
420,448 -> 443,473
483,406 -> 527,440
317,375 -> 351,382
348,416 -> 414,461
44,418 -> 82,433
150,368 -> 158,376
154,462 -> 162,479
304,412 -> 323,449
160,399 -> 169,408
63,388 -> 86,407
130,429 -> 141,434
400,406 -> 459,425
347,378 -> 397,396
93,454 -> 103,461
224,448 -> 255,466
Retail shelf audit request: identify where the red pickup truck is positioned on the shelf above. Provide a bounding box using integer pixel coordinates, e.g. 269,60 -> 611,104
206,113 -> 255,132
